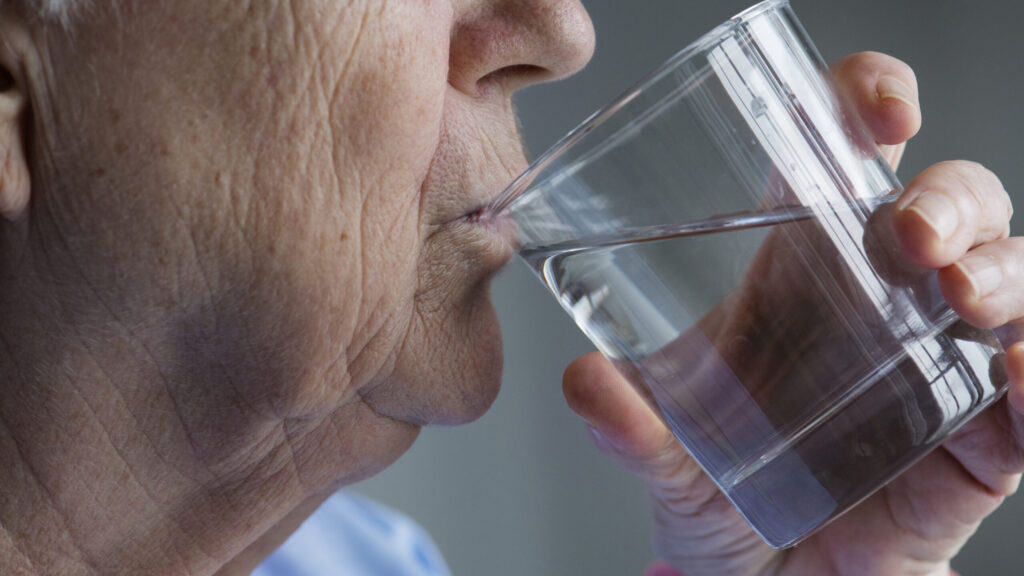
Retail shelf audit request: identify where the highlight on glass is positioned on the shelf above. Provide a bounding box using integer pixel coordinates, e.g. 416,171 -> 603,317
490,0 -> 1007,548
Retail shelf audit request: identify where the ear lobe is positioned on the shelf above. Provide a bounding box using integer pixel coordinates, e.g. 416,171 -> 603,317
0,64 -> 30,222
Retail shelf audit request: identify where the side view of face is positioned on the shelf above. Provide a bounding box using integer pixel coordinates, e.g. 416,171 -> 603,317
1,0 -> 593,481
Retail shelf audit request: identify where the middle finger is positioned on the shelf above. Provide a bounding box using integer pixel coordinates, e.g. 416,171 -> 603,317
831,51 -> 921,169
893,160 -> 1013,269
938,237 -> 1024,329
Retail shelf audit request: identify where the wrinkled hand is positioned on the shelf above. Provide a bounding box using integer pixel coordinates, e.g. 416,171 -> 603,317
562,52 -> 1024,576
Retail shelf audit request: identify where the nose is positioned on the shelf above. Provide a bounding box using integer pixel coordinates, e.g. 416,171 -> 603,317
448,0 -> 595,97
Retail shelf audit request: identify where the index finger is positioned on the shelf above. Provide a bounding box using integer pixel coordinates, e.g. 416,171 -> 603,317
562,352 -> 671,461
831,52 -> 922,169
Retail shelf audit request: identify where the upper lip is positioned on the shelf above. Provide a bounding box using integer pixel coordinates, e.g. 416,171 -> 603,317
439,181 -> 515,227
461,203 -> 490,223
453,193 -> 520,251
425,135 -> 528,228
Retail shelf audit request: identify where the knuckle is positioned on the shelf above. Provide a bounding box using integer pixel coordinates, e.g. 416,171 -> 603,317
939,159 -> 990,193
958,306 -> 1005,331
832,51 -> 916,85
991,291 -> 1021,327
948,289 -> 1013,330
929,161 -> 1010,230
884,54 -> 917,84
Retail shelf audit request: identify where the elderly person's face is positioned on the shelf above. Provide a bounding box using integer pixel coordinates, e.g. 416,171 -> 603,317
2,0 -> 592,474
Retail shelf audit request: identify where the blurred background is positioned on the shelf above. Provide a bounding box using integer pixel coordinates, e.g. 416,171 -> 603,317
355,0 -> 1024,573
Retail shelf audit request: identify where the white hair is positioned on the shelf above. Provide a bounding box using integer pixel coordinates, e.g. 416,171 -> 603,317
5,0 -> 78,26
32,0 -> 71,15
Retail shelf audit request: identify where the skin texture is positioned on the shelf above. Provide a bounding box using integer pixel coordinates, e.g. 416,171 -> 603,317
564,53 -> 1024,576
0,1 -> 592,574
0,3 -> 1021,576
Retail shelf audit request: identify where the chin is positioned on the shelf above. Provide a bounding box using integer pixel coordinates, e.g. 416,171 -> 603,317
423,298 -> 506,426
442,355 -> 504,426
367,287 -> 506,427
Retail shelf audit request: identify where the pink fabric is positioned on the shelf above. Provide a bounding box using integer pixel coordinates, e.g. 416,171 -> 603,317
644,562 -> 684,576
643,561 -> 958,575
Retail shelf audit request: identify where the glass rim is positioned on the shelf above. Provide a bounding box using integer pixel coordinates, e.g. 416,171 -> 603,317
488,0 -> 791,216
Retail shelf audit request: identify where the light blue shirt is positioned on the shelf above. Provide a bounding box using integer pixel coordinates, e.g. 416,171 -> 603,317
253,492 -> 453,576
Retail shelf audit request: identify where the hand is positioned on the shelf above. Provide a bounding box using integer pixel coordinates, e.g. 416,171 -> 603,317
562,52 -> 1024,576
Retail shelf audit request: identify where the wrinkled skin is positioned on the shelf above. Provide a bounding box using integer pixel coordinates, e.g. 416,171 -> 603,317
565,53 -> 1024,576
0,1 -> 592,574
2,1 -> 1022,575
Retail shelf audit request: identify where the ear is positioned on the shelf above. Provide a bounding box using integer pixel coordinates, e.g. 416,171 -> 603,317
0,34 -> 32,222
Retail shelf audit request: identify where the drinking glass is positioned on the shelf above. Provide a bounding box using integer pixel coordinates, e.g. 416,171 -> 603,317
491,0 -> 1007,548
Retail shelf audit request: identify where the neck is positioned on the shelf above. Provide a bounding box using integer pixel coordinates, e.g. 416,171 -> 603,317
0,248 -> 416,575
0,314 -> 304,575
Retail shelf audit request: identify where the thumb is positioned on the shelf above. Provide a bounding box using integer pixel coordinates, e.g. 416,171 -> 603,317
562,351 -> 719,504
563,351 -> 676,469
563,352 -> 778,575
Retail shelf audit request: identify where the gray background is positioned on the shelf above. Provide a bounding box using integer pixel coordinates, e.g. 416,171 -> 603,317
356,1 -> 1024,573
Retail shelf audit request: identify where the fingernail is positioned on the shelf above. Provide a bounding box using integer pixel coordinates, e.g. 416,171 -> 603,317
956,255 -> 1004,300
905,191 -> 959,241
1008,342 -> 1024,375
1009,342 -> 1024,365
1006,344 -> 1024,408
877,75 -> 916,108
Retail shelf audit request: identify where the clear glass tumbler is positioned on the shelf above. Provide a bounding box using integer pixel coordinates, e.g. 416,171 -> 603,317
492,0 -> 1008,548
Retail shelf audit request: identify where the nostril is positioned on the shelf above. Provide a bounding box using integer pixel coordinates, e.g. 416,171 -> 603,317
479,64 -> 550,89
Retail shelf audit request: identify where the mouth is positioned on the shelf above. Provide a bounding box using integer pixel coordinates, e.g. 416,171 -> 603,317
462,204 -> 520,250
426,202 -> 519,278
462,204 -> 489,223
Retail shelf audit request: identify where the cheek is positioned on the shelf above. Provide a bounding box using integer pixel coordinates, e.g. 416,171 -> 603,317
371,277 -> 505,426
362,227 -> 509,425
336,11 -> 451,302
300,3 -> 455,385
338,4 -> 451,194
